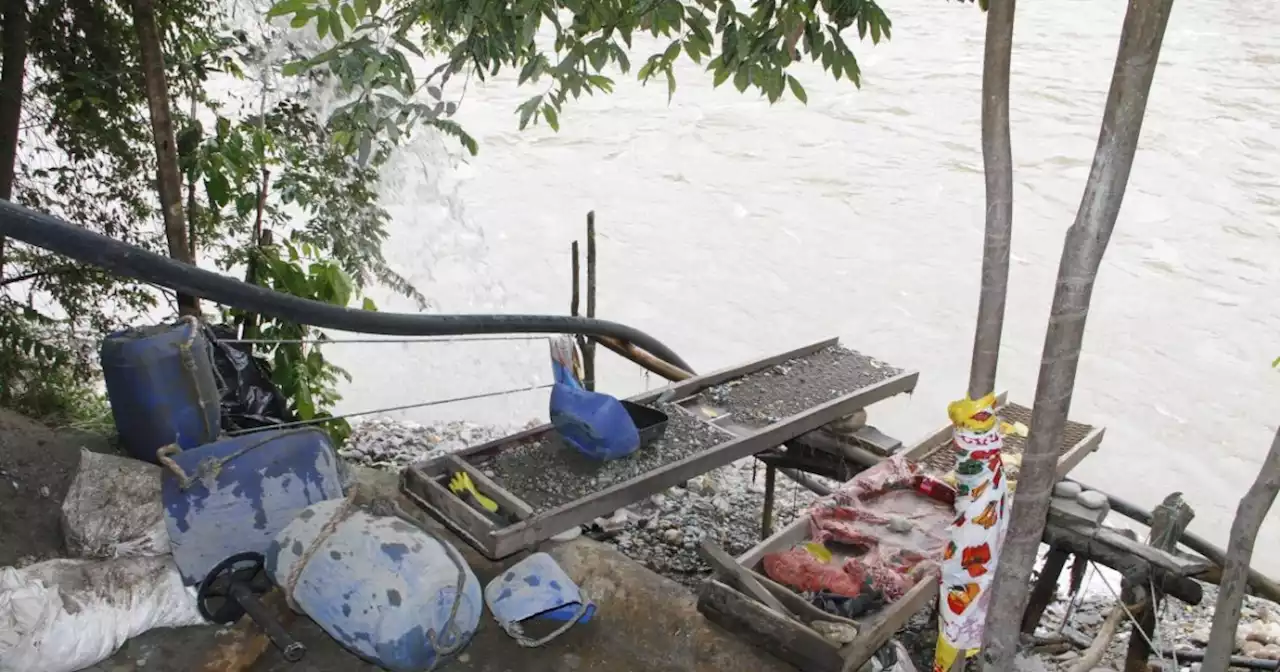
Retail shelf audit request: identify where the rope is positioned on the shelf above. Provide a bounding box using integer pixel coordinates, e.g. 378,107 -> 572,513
225,335 -> 551,345
501,596 -> 594,648
155,427 -> 320,489
174,315 -> 217,442
225,383 -> 555,436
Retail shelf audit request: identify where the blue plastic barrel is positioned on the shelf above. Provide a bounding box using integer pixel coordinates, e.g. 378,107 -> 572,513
267,500 -> 483,671
161,427 -> 344,585
100,318 -> 221,463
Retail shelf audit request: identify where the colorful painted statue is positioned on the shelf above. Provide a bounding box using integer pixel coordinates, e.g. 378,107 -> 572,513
934,392 -> 1010,672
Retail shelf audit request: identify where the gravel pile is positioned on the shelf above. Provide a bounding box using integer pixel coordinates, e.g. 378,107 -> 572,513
704,346 -> 902,425
480,404 -> 732,511
1021,580 -> 1280,672
602,456 -> 835,588
338,416 -> 534,469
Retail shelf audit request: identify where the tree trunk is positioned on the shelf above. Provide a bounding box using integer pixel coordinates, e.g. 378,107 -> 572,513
0,0 -> 29,282
977,0 -> 1176,668
966,0 -> 1016,400
130,0 -> 198,315
1202,426 -> 1280,671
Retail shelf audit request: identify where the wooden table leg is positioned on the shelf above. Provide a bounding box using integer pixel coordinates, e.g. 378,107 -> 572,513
1022,547 -> 1070,634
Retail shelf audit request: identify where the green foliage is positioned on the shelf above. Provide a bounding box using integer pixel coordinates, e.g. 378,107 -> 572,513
2,2 -> 421,443
237,236 -> 376,446
1273,355 -> 1278,368
268,0 -> 893,152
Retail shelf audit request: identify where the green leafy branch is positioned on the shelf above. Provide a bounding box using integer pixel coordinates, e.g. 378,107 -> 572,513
267,0 -> 893,150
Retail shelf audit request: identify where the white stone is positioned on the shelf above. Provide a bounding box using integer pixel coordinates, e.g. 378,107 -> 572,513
1076,490 -> 1108,510
1053,481 -> 1083,499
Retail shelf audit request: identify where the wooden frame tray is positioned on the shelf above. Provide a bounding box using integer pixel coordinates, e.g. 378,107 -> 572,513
401,338 -> 919,559
697,396 -> 1106,672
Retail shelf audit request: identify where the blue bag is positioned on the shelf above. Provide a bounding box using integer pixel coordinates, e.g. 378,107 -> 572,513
547,336 -> 640,460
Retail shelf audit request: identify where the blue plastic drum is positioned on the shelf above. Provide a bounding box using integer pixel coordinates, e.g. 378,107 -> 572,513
161,427 -> 344,585
267,500 -> 483,671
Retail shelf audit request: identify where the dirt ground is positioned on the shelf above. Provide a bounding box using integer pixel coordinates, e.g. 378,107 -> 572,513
1,410 -> 797,672
0,408 -> 114,567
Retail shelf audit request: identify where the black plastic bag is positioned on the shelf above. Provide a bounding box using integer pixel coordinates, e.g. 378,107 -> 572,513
202,323 -> 294,432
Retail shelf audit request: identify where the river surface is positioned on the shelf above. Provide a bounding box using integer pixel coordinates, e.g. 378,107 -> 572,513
326,0 -> 1280,571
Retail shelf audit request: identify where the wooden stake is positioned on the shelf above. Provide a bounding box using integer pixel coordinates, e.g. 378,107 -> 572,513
1123,493 -> 1194,672
1021,547 -> 1070,635
584,211 -> 597,391
570,240 -> 581,318
1203,426 -> 1280,672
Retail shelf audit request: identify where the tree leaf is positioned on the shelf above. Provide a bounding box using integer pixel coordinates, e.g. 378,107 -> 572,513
329,10 -> 345,39
316,12 -> 329,38
787,74 -> 807,103
543,104 -> 560,131
362,297 -> 378,311
353,0 -> 367,18
341,4 -> 357,28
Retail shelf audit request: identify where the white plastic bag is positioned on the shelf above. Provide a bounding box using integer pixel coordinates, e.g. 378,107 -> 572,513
61,449 -> 170,558
0,556 -> 205,672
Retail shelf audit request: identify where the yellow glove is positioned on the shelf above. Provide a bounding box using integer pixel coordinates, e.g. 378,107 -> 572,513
449,471 -> 499,513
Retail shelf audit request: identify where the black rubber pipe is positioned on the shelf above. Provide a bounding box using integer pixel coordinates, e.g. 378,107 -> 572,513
0,200 -> 695,373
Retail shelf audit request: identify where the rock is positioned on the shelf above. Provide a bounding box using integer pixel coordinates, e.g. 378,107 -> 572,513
1262,644 -> 1280,660
812,620 -> 859,645
1241,640 -> 1266,657
887,517 -> 913,534
663,529 -> 683,545
827,410 -> 868,434
1053,481 -> 1083,498
1076,490 -> 1108,510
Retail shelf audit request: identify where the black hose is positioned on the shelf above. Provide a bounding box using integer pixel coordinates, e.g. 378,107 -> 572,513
0,200 -> 695,373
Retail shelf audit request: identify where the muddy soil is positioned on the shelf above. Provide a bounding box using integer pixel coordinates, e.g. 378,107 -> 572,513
0,408 -> 114,567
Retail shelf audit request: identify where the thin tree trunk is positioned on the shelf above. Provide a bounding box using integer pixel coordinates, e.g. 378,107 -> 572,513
1202,426 -> 1280,671
966,0 -> 1016,400
978,0 -> 1175,668
130,0 -> 198,315
0,0 -> 29,282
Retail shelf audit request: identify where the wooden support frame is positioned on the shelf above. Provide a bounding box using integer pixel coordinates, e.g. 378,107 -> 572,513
401,338 -> 920,559
699,396 -> 1110,672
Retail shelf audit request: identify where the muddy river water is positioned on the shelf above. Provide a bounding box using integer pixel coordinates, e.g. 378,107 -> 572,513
327,0 -> 1280,571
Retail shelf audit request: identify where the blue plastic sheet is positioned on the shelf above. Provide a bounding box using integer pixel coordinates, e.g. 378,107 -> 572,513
547,336 -> 640,461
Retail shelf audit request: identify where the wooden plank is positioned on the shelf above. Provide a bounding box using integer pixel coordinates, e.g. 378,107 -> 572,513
698,579 -> 845,672
699,539 -> 795,618
1045,504 -> 1210,577
630,337 -> 840,405
491,371 -> 920,557
399,465 -> 497,553
441,337 -> 840,464
738,515 -> 811,569
1055,426 -> 1106,478
838,572 -> 938,672
443,454 -> 535,520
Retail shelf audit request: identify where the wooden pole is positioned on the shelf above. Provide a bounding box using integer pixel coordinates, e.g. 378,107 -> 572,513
584,211 -> 597,391
979,0 -> 1176,667
1203,426 -> 1280,672
1020,548 -> 1069,635
1122,493 -> 1194,671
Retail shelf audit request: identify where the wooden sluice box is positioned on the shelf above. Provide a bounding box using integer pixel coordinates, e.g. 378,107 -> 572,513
400,337 -> 919,559
697,397 -> 1106,672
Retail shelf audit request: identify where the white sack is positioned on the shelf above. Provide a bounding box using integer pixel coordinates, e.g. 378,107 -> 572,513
0,556 -> 205,672
61,449 -> 169,558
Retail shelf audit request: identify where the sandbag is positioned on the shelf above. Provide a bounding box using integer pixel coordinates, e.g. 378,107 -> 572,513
61,449 -> 169,559
0,556 -> 205,672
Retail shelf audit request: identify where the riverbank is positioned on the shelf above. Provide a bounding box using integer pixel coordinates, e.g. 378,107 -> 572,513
3,410 -> 1270,672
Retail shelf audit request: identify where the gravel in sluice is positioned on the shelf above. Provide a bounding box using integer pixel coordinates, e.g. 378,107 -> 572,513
480,403 -> 732,511
704,345 -> 903,425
